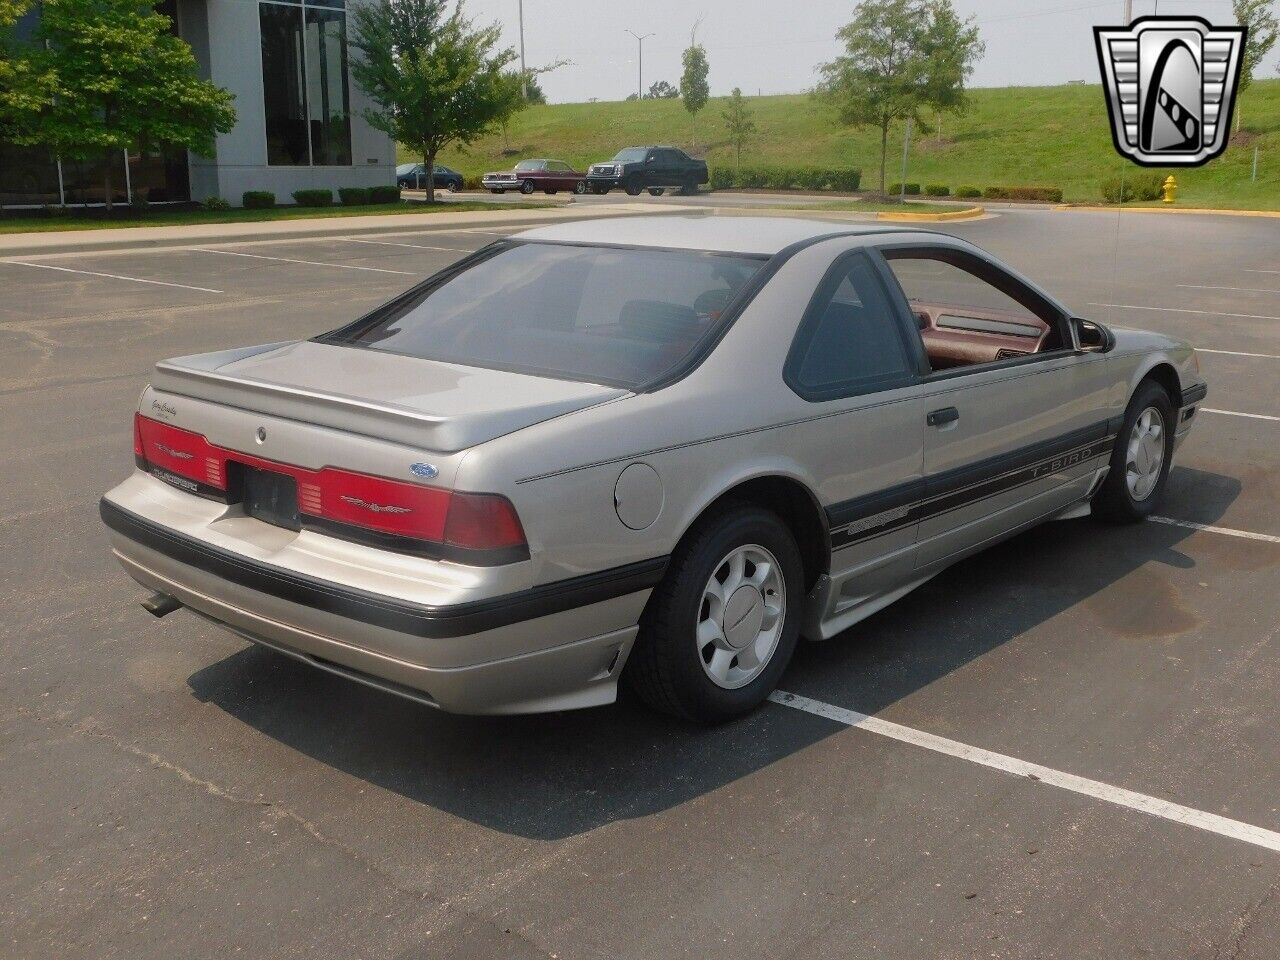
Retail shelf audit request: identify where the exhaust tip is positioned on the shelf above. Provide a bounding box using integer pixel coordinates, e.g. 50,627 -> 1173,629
141,592 -> 182,619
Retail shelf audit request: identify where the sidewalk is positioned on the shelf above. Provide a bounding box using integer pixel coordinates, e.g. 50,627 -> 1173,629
0,202 -> 664,258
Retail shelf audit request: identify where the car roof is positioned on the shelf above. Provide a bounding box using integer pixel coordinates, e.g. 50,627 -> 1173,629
512,215 -> 934,257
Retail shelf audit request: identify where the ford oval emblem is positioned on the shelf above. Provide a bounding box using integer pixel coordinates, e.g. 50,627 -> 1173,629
410,462 -> 439,479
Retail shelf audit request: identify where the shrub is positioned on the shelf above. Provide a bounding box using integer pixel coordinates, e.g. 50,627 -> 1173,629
202,196 -> 231,211
242,190 -> 275,209
464,174 -> 483,191
888,182 -> 921,195
1132,172 -> 1164,201
338,187 -> 372,206
292,188 -> 333,207
955,185 -> 982,198
924,183 -> 950,197
370,184 -> 401,203
982,185 -> 1063,203
707,166 -> 860,192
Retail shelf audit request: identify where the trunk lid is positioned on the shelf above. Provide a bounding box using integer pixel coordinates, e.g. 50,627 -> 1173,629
152,340 -> 627,452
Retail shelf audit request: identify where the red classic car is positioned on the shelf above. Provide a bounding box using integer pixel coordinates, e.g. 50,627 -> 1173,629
481,159 -> 587,195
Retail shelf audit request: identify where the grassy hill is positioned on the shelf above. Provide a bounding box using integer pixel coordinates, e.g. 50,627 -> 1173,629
415,80 -> 1280,210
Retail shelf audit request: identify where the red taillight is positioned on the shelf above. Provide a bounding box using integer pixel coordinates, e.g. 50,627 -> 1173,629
132,414 -> 528,563
444,492 -> 527,551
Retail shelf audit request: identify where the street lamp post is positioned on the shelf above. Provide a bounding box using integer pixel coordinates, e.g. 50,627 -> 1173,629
625,29 -> 653,100
518,0 -> 527,100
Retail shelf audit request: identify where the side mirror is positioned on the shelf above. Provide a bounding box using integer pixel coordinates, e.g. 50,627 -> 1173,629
1073,317 -> 1115,353
645,155 -> 655,163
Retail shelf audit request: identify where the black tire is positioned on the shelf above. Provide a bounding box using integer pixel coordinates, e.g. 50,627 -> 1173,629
490,188 -> 505,194
624,176 -> 644,196
447,181 -> 460,193
594,186 -> 609,195
648,187 -> 665,197
626,503 -> 804,723
520,179 -> 536,195
574,180 -> 588,195
679,178 -> 699,196
1094,379 -> 1175,523
544,189 -> 557,194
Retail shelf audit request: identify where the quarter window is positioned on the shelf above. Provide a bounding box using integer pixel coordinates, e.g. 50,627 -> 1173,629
786,253 -> 916,400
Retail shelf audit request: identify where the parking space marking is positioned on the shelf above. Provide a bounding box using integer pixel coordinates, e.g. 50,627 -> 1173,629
3,261 -> 223,294
769,690 -> 1280,853
1088,302 -> 1280,322
1244,269 -> 1280,275
1179,284 -> 1280,294
341,238 -> 477,253
1202,407 -> 1280,422
190,248 -> 416,275
1150,516 -> 1280,544
1197,348 -> 1280,360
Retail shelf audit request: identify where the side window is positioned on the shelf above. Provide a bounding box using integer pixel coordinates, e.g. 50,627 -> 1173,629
883,249 -> 1066,373
786,253 -> 916,400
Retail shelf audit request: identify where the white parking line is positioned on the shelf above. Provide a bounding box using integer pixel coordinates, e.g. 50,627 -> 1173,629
1088,302 -> 1280,322
341,238 -> 475,253
1202,407 -> 1280,422
1197,348 -> 1280,360
3,261 -> 223,294
1150,516 -> 1280,544
769,690 -> 1280,853
1179,284 -> 1280,294
190,248 -> 415,275
1244,269 -> 1280,275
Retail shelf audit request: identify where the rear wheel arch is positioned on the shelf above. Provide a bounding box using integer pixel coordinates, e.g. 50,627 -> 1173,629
672,475 -> 829,593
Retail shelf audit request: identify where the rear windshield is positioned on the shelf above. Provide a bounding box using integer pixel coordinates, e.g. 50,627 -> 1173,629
612,148 -> 647,162
320,242 -> 765,388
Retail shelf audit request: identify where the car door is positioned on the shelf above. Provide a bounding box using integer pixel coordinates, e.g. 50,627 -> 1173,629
782,248 -> 929,638
877,242 -> 1114,571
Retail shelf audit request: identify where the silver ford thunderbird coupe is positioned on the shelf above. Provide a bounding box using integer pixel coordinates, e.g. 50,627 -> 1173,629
101,217 -> 1206,721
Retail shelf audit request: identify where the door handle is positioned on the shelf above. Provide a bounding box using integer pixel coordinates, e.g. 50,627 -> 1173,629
927,406 -> 960,427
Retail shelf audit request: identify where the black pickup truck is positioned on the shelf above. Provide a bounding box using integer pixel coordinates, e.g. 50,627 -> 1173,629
584,146 -> 709,196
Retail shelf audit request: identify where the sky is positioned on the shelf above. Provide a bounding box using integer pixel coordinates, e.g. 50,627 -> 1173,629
460,0 -> 1253,103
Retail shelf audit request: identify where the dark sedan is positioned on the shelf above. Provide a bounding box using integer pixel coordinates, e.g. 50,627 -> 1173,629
482,159 -> 586,195
396,163 -> 464,192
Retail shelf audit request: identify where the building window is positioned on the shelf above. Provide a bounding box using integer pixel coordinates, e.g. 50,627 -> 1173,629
260,0 -> 352,166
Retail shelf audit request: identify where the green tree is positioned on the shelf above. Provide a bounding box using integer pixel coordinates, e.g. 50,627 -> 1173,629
680,34 -> 709,146
0,0 -> 48,145
350,0 -> 521,202
817,0 -> 983,194
1233,0 -> 1278,130
646,79 -> 678,99
12,0 -> 235,209
720,87 -> 755,171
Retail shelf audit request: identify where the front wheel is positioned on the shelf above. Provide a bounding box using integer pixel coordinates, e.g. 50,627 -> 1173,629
648,187 -> 665,197
446,181 -> 460,193
624,176 -> 644,196
626,504 -> 804,722
520,179 -> 536,195
574,180 -> 588,195
1094,380 -> 1175,523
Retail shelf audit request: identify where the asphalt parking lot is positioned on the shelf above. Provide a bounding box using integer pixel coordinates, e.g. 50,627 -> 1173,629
2,207 -> 1278,959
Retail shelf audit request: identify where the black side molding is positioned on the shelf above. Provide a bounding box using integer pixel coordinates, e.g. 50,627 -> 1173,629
100,499 -> 667,639
1180,382 -> 1207,406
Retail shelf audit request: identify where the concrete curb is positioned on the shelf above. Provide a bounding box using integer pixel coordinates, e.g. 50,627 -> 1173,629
0,202 -> 664,258
1054,204 -> 1280,219
877,206 -> 986,222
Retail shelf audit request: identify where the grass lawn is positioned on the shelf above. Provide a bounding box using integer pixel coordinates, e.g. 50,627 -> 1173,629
419,80 -> 1280,210
0,199 -> 544,235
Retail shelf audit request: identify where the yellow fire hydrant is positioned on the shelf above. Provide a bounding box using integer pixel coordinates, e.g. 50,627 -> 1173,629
1162,175 -> 1177,204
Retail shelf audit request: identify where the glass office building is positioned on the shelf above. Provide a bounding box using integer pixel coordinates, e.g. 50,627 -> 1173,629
0,0 -> 393,208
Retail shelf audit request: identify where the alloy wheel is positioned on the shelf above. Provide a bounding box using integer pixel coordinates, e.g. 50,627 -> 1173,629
1125,406 -> 1166,501
695,544 -> 786,690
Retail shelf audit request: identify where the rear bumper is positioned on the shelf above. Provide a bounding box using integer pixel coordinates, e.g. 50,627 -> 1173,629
101,492 -> 663,714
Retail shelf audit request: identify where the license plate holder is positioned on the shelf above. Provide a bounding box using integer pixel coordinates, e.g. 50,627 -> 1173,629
240,465 -> 301,531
